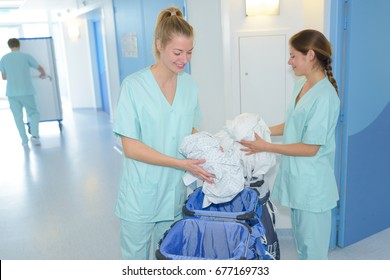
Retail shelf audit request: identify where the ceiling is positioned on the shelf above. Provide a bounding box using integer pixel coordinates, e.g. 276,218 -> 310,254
0,0 -> 81,11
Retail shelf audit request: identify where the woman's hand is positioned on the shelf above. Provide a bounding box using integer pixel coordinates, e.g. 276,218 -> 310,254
181,159 -> 215,184
239,133 -> 270,155
240,132 -> 321,157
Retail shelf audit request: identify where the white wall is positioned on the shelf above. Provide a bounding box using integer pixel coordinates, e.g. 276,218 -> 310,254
188,0 -> 326,133
62,18 -> 96,109
188,0 -> 327,228
58,0 -> 120,115
186,0 -> 226,134
101,1 -> 121,121
0,9 -> 49,24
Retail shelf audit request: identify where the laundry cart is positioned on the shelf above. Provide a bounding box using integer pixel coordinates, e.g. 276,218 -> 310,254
20,37 -> 63,132
181,187 -> 271,260
246,177 -> 280,260
258,190 -> 280,260
156,219 -> 253,260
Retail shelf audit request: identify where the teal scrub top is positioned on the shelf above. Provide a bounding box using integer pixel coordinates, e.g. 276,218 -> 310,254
0,51 -> 39,97
271,77 -> 340,212
113,67 -> 201,222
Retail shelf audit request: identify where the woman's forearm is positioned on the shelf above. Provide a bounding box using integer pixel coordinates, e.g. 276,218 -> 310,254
266,142 -> 320,156
121,136 -> 182,169
121,135 -> 215,183
270,123 -> 285,136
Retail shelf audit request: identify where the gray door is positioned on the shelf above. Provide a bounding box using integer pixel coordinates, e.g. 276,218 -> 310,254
239,34 -> 287,126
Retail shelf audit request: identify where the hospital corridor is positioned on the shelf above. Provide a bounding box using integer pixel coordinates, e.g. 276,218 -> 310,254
0,98 -> 389,260
0,0 -> 390,264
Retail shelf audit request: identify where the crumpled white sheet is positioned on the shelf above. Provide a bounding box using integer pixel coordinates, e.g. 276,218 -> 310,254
179,131 -> 245,208
214,113 -> 276,187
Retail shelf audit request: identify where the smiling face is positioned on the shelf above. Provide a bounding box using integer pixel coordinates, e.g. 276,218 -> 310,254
157,35 -> 194,74
288,46 -> 310,77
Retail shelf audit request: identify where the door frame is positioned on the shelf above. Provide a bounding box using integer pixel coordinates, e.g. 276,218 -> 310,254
328,0 -> 347,249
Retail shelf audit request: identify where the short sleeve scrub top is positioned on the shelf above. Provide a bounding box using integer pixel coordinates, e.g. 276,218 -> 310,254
271,77 -> 340,212
0,51 -> 39,97
113,67 -> 201,223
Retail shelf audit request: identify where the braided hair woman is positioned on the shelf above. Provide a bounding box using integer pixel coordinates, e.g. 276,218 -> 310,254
240,29 -> 340,259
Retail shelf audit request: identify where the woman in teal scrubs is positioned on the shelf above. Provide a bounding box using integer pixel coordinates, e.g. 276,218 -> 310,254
240,29 -> 340,259
113,6 -> 214,260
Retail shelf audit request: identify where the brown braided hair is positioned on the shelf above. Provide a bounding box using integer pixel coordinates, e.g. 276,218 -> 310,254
289,29 -> 338,94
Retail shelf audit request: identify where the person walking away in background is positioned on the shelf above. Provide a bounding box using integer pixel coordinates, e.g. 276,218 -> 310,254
0,38 -> 46,146
240,29 -> 340,260
112,6 -> 214,260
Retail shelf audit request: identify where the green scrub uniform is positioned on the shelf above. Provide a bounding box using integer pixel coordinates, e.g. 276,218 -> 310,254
0,51 -> 40,144
113,67 -> 201,259
271,77 -> 340,259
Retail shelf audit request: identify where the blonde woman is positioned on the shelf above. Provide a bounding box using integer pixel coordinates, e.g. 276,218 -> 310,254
113,6 -> 213,260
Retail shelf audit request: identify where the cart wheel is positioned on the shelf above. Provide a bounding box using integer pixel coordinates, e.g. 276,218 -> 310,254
59,121 -> 63,132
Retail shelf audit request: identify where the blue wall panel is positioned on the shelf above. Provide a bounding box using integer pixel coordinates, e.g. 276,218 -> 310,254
336,0 -> 390,247
113,0 -> 186,82
113,0 -> 145,82
343,102 -> 390,245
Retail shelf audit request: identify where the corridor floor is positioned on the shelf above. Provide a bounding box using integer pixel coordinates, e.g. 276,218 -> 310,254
1,99 -> 389,260
0,100 -> 122,259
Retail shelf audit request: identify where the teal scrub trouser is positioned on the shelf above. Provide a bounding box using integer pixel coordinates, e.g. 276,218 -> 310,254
291,208 -> 332,260
8,95 -> 40,144
120,214 -> 182,260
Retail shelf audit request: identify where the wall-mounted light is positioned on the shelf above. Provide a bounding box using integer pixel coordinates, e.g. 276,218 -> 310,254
67,21 -> 80,40
245,0 -> 280,16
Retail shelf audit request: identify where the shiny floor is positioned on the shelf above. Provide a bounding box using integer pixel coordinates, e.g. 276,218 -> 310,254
1,99 -> 389,260
0,100 -> 122,259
